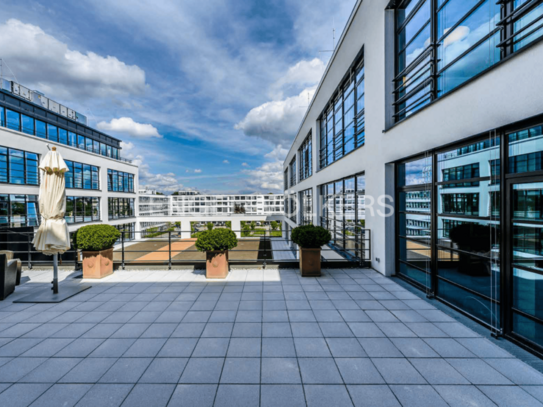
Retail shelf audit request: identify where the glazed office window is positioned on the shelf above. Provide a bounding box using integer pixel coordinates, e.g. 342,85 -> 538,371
319,60 -> 365,169
47,124 -> 58,142
108,198 -> 135,220
107,170 -> 135,193
35,120 -> 46,138
0,194 -> 39,227
441,163 -> 480,188
65,196 -> 100,224
0,147 -> 39,186
508,124 -> 543,174
299,132 -> 312,181
393,1 -> 542,123
441,193 -> 480,215
300,189 -> 313,225
289,157 -> 297,187
22,115 -> 34,135
5,109 -> 20,131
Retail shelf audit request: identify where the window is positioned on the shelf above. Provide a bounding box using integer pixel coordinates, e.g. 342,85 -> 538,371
35,120 -> 46,138
0,194 -> 39,227
319,58 -> 365,168
65,196 -> 100,224
6,109 -> 20,131
301,189 -> 313,225
113,222 -> 136,242
441,164 -> 480,188
22,115 -> 34,135
59,128 -> 68,145
299,132 -> 312,181
0,147 -> 39,185
393,0 -> 541,123
289,157 -> 297,187
47,124 -> 58,142
108,198 -> 135,220
64,160 -> 99,190
441,193 -> 480,216
107,170 -> 135,193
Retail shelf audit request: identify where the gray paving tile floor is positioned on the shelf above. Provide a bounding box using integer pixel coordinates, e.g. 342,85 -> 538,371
0,267 -> 541,406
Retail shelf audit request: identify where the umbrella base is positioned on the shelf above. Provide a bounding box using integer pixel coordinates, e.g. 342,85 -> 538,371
14,284 -> 92,303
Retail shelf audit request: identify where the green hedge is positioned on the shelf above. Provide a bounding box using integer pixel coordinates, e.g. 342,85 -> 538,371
195,229 -> 238,252
73,224 -> 121,251
291,225 -> 331,249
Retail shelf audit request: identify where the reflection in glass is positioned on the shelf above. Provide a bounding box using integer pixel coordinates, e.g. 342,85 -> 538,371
397,157 -> 432,187
513,268 -> 543,348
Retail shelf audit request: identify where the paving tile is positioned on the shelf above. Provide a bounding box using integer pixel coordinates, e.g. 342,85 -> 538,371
313,310 -> 344,322
304,384 -> 353,407
335,358 -> 384,384
99,358 -> 153,383
21,338 -> 74,357
138,358 -> 188,383
375,323 -> 416,338
51,323 -> 96,338
89,338 -> 136,357
263,310 -> 289,322
0,383 -> 51,407
357,338 -> 402,357
171,323 -> 206,338
261,384 -> 305,407
141,323 -> 177,338
404,322 -> 448,337
347,385 -> 401,407
326,338 -> 367,357
20,358 -> 81,383
214,384 -> 260,407
479,385 -> 543,407
232,323 -> 261,337
390,385 -> 448,407
123,339 -> 166,357
81,324 -> 122,339
261,358 -> 301,384
129,312 -> 162,324
290,323 -> 321,338
220,358 -> 260,384
484,358 -> 543,385
168,384 -> 217,407
227,338 -> 261,357
319,322 -> 354,337
261,338 -> 297,357
371,358 -> 426,384
75,384 -> 133,407
59,358 -> 117,383
235,311 -> 262,322
192,338 -> 230,357
0,324 -> 41,338
347,323 -> 385,338
409,358 -> 470,385
179,358 -> 224,384
110,324 -> 150,338
433,385 -> 497,407
0,357 -> 47,382
390,338 -> 439,358
294,337 -> 332,357
263,323 -> 292,337
0,338 -> 43,357
433,323 -> 479,338
120,383 -> 175,407
338,310 -> 370,322
456,338 -> 513,358
422,338 -> 476,358
446,358 -> 512,385
157,338 -> 198,357
298,358 -> 343,384
523,387 -> 543,403
209,311 -> 237,323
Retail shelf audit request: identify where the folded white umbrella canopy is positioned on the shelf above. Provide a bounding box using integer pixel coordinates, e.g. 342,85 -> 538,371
32,147 -> 70,293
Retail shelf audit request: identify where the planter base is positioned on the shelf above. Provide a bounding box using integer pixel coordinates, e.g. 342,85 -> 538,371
82,248 -> 114,279
299,248 -> 321,277
206,251 -> 229,279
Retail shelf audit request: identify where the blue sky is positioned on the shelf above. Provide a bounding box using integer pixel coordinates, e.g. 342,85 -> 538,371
0,0 -> 356,194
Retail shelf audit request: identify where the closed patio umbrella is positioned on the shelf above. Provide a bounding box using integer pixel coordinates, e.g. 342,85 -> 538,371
32,146 -> 70,294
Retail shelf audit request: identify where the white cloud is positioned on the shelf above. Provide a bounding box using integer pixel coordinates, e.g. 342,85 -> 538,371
133,154 -> 185,193
270,58 -> 325,99
223,160 -> 230,164
194,169 -> 202,173
265,144 -> 288,161
241,163 -> 249,167
0,19 -> 146,100
235,86 -> 316,146
120,141 -> 135,151
241,144 -> 288,193
97,117 -> 162,139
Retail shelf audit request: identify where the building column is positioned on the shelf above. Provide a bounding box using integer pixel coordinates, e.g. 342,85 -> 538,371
181,220 -> 192,239
231,219 -> 241,238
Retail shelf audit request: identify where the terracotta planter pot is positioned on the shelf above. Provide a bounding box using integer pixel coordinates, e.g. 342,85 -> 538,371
206,250 -> 229,279
299,247 -> 321,277
82,248 -> 114,279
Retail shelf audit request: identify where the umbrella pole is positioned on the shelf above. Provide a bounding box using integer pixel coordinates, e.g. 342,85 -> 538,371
52,254 -> 59,294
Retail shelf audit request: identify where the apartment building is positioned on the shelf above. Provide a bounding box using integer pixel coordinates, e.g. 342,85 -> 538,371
0,79 -> 139,239
283,0 -> 543,355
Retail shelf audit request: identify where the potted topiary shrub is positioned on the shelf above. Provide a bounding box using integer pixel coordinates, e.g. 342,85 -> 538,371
73,224 -> 120,279
196,228 -> 238,279
291,225 -> 332,277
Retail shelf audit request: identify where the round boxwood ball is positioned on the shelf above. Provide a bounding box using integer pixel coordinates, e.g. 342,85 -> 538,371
291,225 -> 331,248
73,224 -> 121,251
195,228 -> 238,252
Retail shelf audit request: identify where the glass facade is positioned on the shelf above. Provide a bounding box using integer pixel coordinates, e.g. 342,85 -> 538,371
0,147 -> 39,185
320,174 -> 366,259
65,161 -> 99,190
300,189 -> 313,225
65,197 -> 100,224
289,157 -> 297,187
0,106 -> 122,160
396,120 -> 543,355
299,132 -> 312,181
114,222 -> 136,242
0,194 -> 39,227
393,0 -> 543,122
108,198 -> 135,220
107,169 -> 135,193
319,59 -> 365,168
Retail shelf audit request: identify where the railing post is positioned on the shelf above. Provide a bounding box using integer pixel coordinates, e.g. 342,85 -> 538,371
168,231 -> 172,270
27,233 -> 32,270
121,231 -> 125,270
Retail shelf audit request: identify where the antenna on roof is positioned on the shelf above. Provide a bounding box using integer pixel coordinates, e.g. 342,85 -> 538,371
318,19 -> 336,55
0,59 -> 19,83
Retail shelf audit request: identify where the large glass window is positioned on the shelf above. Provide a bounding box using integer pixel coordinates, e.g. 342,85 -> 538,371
393,0 -> 540,123
108,198 -> 135,220
107,169 -> 134,193
319,59 -> 365,168
299,132 -> 312,181
289,158 -> 297,187
0,194 -> 39,227
65,196 -> 100,224
21,115 -> 34,135
0,147 -> 39,186
65,160 -> 99,190
6,109 -> 20,131
300,189 -> 313,225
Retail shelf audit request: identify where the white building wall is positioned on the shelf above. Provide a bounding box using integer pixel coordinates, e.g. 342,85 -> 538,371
283,0 -> 543,276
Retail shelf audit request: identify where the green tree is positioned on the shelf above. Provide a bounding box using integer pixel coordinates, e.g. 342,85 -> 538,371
250,221 -> 256,231
242,224 -> 251,237
206,222 -> 214,231
270,221 -> 278,231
